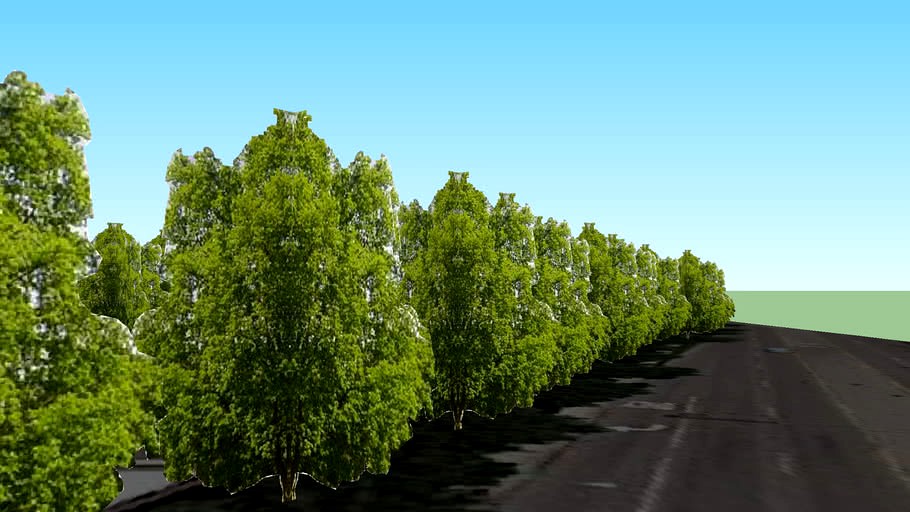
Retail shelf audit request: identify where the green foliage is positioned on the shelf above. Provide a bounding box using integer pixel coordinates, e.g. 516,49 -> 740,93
698,259 -> 735,330
312,150 -> 434,483
396,199 -> 430,303
605,235 -> 652,355
568,235 -> 610,366
656,256 -> 692,340
402,175 -> 561,430
140,232 -> 170,310
636,244 -> 668,341
404,172 -> 502,430
76,222 -> 149,329
162,147 -> 238,252
0,71 -> 92,234
679,250 -> 734,334
578,224 -> 615,326
481,193 -> 556,414
0,72 -> 151,511
579,224 -> 636,360
531,217 -> 606,386
134,110 -> 433,502
73,223 -> 169,463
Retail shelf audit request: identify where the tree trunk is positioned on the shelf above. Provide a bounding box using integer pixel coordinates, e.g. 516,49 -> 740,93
453,407 -> 464,430
279,469 -> 299,503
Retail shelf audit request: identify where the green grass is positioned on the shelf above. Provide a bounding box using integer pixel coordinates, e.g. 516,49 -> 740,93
727,291 -> 910,343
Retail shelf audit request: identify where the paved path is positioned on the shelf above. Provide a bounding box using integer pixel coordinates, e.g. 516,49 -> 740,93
488,323 -> 910,512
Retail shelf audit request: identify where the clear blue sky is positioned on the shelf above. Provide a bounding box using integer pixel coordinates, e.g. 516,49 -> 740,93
3,2 -> 908,290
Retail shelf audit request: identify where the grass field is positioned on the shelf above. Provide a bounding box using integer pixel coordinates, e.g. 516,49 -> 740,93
727,291 -> 910,343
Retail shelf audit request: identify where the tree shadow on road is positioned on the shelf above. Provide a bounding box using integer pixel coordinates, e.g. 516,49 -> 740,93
110,329 -> 723,512
691,322 -> 750,344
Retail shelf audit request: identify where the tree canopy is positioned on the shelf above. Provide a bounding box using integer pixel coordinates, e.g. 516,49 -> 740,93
635,244 -> 668,342
139,232 -> 169,311
482,193 -> 556,416
401,176 -> 565,430
134,110 -> 434,502
401,172 -> 502,430
679,251 -> 735,335
76,222 -> 149,330
0,71 -> 152,511
531,217 -> 607,386
655,256 -> 692,341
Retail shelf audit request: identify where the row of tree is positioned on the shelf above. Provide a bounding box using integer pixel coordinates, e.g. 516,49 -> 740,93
0,71 -> 735,510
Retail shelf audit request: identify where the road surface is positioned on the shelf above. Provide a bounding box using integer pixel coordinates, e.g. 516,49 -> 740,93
488,322 -> 910,512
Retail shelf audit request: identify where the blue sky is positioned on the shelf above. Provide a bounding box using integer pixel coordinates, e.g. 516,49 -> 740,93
3,2 -> 908,290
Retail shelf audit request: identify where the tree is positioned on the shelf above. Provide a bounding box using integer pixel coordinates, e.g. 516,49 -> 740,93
76,222 -> 149,330
402,173 -> 555,430
0,71 -> 152,511
76,224 -> 168,459
678,250 -> 733,336
636,244 -> 667,342
567,233 -> 610,365
396,199 -> 431,304
609,236 -> 653,354
402,172 -> 500,430
0,73 -> 92,234
134,110 -> 433,503
717,268 -> 736,324
140,231 -> 170,310
531,217 -> 606,386
578,224 -> 654,360
579,223 -> 622,359
484,193 -> 556,411
679,250 -> 707,337
656,256 -> 691,340
699,260 -> 735,331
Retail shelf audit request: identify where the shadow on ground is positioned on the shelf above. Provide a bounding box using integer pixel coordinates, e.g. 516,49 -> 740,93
110,325 -> 739,511
693,322 -> 749,344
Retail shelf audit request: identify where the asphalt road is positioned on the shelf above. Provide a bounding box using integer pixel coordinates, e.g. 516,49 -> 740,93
488,322 -> 910,512
108,322 -> 910,512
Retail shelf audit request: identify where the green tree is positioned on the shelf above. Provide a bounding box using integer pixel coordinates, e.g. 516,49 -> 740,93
699,260 -> 735,331
608,235 -> 652,354
636,244 -> 667,341
579,224 -> 653,360
531,217 -> 606,386
85,226 -> 170,460
403,172 -> 500,430
716,267 -> 736,324
579,223 -> 622,358
140,231 -> 170,310
679,250 -> 707,337
0,73 -> 92,233
484,193 -> 556,411
656,256 -> 691,340
567,233 -> 610,364
403,173 -> 554,430
0,71 -> 152,511
678,250 -> 733,336
396,199 -> 431,304
76,222 -> 149,329
134,110 -> 433,503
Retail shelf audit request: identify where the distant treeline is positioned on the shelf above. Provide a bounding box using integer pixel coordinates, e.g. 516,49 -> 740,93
0,71 -> 735,509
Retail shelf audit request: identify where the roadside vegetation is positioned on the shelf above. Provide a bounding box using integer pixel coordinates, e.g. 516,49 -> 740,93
0,71 -> 735,509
